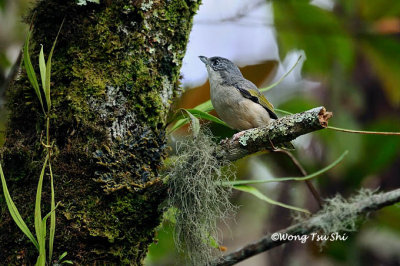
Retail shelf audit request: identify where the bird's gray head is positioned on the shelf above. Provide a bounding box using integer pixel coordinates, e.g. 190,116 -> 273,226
199,56 -> 243,82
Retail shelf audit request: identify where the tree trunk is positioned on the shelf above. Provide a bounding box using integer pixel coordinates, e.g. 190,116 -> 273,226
0,0 -> 200,264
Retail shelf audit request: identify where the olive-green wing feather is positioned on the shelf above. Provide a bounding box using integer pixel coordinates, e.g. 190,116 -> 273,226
247,89 -> 275,113
234,81 -> 294,150
235,81 -> 278,119
234,80 -> 294,150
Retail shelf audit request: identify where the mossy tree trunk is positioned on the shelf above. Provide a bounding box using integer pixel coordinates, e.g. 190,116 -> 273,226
0,0 -> 200,264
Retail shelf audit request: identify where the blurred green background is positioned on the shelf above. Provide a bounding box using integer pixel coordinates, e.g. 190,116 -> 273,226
1,0 -> 399,265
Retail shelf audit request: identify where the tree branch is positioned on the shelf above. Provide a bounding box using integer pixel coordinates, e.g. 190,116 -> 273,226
213,188 -> 400,266
274,149 -> 323,208
216,106 -> 332,161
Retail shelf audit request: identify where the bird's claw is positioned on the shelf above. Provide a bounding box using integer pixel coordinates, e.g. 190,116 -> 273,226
232,131 -> 245,141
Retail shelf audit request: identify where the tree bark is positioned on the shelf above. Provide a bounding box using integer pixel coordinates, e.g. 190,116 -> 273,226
0,0 -> 200,264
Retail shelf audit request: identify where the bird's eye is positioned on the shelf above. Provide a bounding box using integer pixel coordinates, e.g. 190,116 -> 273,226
213,60 -> 220,67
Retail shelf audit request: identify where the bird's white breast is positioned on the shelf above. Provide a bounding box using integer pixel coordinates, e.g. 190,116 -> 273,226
209,77 -> 272,131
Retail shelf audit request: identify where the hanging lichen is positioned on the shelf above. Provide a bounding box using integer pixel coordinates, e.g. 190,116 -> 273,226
166,129 -> 237,265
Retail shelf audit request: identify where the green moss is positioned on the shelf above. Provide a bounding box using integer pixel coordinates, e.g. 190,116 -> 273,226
0,0 -> 200,264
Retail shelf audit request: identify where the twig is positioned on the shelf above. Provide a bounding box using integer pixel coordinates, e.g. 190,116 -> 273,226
216,106 -> 333,161
274,149 -> 323,209
328,126 -> 400,135
213,187 -> 400,266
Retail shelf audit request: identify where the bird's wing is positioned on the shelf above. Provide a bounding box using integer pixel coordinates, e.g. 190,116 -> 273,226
235,80 -> 278,119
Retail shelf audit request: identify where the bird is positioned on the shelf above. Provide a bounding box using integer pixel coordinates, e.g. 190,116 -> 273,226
199,55 -> 294,149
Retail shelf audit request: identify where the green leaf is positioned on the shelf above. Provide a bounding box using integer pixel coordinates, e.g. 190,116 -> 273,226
168,117 -> 190,134
23,30 -> 44,113
49,163 -> 56,262
233,185 -> 310,214
39,45 -> 47,99
58,252 -> 68,261
38,202 -> 60,266
259,55 -> 303,93
34,155 -> 49,257
186,109 -> 227,126
194,100 -> 214,113
36,217 -> 46,266
0,164 -> 39,250
182,109 -> 200,137
274,108 -> 293,115
168,108 -> 229,135
223,150 -> 348,186
174,109 -> 228,127
45,19 -> 64,112
62,261 -> 73,264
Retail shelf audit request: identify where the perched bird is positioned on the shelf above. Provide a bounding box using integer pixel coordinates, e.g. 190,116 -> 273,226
199,56 -> 277,131
199,55 -> 293,149
198,56 -> 328,206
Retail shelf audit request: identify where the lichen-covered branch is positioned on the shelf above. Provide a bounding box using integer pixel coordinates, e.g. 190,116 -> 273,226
213,188 -> 400,266
216,106 -> 332,161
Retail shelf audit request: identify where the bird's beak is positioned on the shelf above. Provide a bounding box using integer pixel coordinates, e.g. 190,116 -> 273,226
199,56 -> 209,65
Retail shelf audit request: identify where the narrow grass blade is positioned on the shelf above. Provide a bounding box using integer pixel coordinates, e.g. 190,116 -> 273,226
233,185 -> 310,214
45,19 -> 64,112
36,253 -> 45,266
37,212 -> 48,266
58,252 -> 67,261
48,163 -> 56,262
23,30 -> 44,113
37,201 -> 59,266
42,201 -> 59,266
39,45 -> 47,98
274,108 -> 293,115
0,164 -> 39,250
260,55 -> 302,93
34,155 -> 49,251
223,150 -> 348,186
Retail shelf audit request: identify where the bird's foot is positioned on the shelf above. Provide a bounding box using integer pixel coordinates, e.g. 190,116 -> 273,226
232,131 -> 246,141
